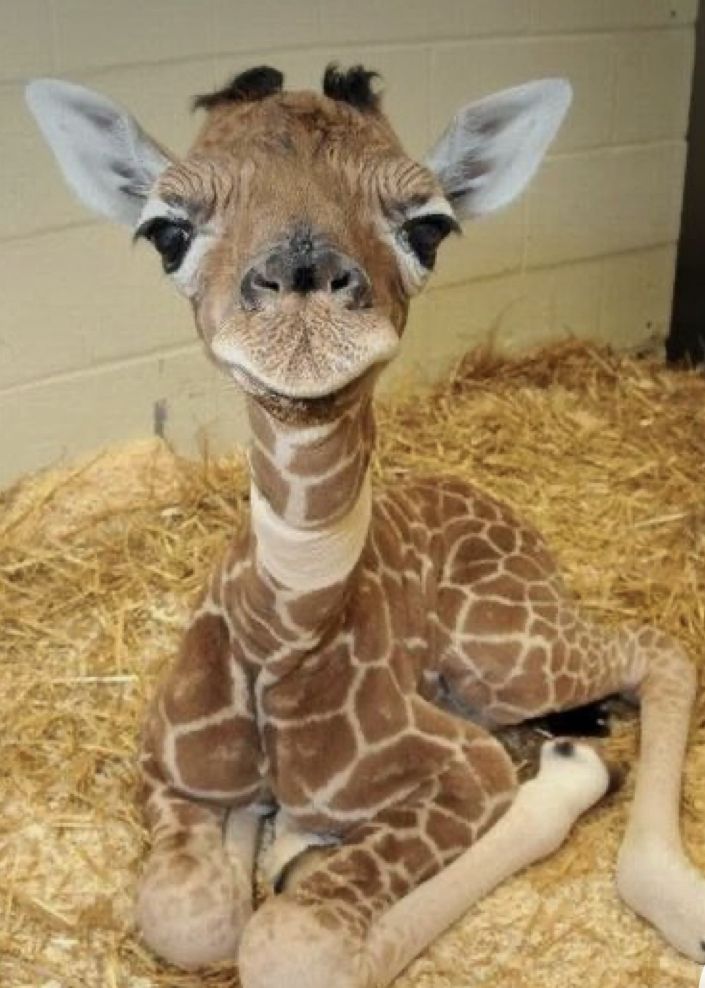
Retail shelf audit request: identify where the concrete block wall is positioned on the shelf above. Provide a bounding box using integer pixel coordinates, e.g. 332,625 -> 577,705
0,0 -> 697,485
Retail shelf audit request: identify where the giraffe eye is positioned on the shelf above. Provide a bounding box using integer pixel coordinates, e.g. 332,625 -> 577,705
402,214 -> 459,270
136,217 -> 193,273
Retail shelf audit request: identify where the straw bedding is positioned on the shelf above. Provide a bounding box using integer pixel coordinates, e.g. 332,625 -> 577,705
1,341 -> 703,988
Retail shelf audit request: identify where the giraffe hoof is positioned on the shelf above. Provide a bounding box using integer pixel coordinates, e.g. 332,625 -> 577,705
136,848 -> 250,969
239,898 -> 371,988
537,739 -> 610,816
617,839 -> 705,962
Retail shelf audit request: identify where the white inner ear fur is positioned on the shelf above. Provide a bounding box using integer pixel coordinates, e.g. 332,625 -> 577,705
425,78 -> 572,219
26,78 -> 169,226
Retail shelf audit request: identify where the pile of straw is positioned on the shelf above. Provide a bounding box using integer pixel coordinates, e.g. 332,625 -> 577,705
1,342 -> 703,988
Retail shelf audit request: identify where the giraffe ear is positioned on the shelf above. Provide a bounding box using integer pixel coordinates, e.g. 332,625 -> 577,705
425,79 -> 572,220
25,78 -> 170,227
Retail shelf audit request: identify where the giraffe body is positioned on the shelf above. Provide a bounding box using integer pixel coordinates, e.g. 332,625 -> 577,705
27,64 -> 705,983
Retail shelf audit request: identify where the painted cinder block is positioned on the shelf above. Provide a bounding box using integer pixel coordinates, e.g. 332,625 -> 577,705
390,257 -> 604,387
525,142 -> 686,268
527,258 -> 604,346
429,36 -> 613,154
0,346 -> 249,487
0,0 -> 53,82
0,225 -> 192,391
529,0 -> 698,33
599,245 -> 678,348
433,200 -> 525,289
429,0 -> 531,38
317,0 -> 429,45
210,0 -> 320,55
53,0 -> 212,73
611,30 -> 695,144
395,247 -> 674,389
318,0 -> 531,45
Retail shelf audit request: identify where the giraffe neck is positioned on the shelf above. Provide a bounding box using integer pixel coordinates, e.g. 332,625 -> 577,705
245,393 -> 375,597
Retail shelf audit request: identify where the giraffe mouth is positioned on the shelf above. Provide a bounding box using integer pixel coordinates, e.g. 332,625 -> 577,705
221,359 -> 376,424
211,299 -> 400,402
218,349 -> 388,402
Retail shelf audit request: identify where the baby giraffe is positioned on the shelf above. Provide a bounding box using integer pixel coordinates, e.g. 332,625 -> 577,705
28,65 -> 704,985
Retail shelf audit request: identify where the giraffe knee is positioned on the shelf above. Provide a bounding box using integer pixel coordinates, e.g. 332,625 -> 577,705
136,841 -> 251,970
238,898 -> 371,988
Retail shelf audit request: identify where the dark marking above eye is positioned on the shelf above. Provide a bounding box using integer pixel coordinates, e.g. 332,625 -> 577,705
322,63 -> 382,112
193,66 -> 284,111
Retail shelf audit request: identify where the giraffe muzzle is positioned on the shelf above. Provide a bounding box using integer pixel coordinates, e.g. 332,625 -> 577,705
212,293 -> 400,404
213,233 -> 397,404
239,243 -> 372,313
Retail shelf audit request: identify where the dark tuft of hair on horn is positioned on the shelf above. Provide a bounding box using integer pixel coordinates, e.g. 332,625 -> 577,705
322,64 -> 382,112
193,66 -> 284,110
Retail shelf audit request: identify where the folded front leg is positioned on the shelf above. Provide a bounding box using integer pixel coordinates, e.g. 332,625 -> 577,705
239,727 -> 518,988
238,739 -> 610,988
136,774 -> 260,970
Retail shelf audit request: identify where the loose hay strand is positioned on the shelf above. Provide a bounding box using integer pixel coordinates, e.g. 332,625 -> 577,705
0,342 -> 703,987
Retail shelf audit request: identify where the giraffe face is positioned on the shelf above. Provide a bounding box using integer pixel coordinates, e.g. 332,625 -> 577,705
136,69 -> 458,409
27,66 -> 571,416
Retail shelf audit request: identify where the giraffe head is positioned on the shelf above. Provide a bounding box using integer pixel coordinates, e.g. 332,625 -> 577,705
27,65 -> 570,419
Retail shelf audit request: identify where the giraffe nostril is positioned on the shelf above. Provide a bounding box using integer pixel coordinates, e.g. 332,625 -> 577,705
328,263 -> 372,309
241,266 -> 283,308
252,272 -> 281,293
240,249 -> 371,308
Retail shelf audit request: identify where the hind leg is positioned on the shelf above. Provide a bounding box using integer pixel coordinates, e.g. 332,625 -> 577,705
609,626 -> 704,962
444,606 -> 704,961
